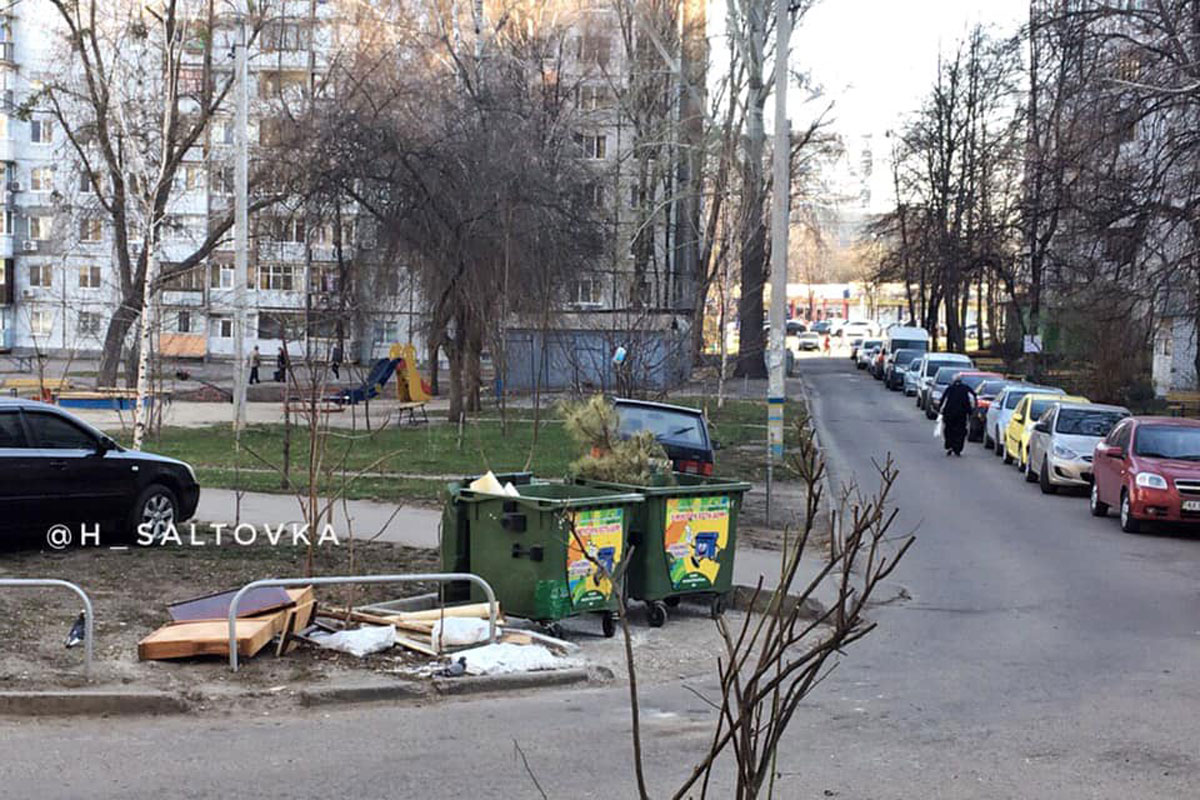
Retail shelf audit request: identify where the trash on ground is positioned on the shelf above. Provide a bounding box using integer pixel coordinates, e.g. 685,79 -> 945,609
311,625 -> 397,657
452,642 -> 569,676
64,611 -> 86,649
138,587 -> 314,661
167,586 -> 295,622
431,617 -> 491,649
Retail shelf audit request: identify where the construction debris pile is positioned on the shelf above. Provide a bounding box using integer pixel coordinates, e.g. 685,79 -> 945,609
136,589 -> 578,677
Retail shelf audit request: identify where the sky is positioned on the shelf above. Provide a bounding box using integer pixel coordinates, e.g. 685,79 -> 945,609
788,0 -> 1027,212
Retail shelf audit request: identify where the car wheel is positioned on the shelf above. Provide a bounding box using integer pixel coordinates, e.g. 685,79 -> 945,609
1119,490 -> 1142,534
1090,482 -> 1109,517
1003,444 -> 1014,465
129,483 -> 178,540
1039,459 -> 1058,495
995,433 -> 1005,458
925,406 -> 937,421
1024,455 -> 1037,482
984,431 -> 994,449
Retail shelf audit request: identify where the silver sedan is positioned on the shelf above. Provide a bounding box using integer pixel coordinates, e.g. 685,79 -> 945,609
1025,402 -> 1131,493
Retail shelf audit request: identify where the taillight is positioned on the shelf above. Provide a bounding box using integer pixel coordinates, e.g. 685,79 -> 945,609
701,461 -> 713,476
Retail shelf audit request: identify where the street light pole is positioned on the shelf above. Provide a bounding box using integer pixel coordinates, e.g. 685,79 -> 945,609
766,0 -> 791,524
232,8 -> 249,431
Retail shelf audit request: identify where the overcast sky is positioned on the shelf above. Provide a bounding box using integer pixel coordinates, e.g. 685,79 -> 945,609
791,0 -> 1026,139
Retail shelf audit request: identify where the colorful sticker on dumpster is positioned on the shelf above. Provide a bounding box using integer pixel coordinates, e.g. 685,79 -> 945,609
664,495 -> 730,590
566,507 -> 625,609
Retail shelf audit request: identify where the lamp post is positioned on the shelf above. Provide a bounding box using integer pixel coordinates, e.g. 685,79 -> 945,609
232,6 -> 249,431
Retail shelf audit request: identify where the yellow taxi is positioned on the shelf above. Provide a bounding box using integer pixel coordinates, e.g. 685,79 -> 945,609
1004,393 -> 1089,469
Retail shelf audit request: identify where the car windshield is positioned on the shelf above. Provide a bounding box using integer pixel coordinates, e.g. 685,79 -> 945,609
617,404 -> 707,448
1133,426 -> 1200,460
958,374 -> 993,391
1056,409 -> 1126,437
1004,390 -> 1030,409
933,367 -> 961,385
925,359 -> 968,378
979,380 -> 1008,397
1027,398 -> 1060,419
862,340 -> 882,350
893,349 -> 918,366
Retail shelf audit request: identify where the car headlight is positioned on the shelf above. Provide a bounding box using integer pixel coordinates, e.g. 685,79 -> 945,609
1051,443 -> 1079,460
1135,472 -> 1168,490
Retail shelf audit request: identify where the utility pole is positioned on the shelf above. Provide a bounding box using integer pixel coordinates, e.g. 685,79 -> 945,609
233,8 -> 249,431
765,0 -> 791,524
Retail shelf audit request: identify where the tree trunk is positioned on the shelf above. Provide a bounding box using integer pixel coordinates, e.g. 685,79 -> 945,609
97,303 -> 140,387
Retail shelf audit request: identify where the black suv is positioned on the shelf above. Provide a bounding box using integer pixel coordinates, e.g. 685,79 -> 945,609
613,398 -> 716,476
0,398 -> 200,538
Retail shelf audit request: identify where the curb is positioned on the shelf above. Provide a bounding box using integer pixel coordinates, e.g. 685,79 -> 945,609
299,681 -> 429,707
433,667 -> 591,696
0,690 -> 190,717
729,583 -> 825,621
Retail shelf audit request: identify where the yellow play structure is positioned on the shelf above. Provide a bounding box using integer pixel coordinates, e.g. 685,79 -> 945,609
388,342 -> 432,403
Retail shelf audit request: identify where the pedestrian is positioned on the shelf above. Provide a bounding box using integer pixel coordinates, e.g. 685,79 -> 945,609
938,375 -> 976,456
248,346 -> 261,385
331,343 -> 343,380
274,346 -> 288,383
823,334 -> 831,356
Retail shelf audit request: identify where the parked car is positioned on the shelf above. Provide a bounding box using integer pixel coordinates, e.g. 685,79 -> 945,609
984,384 -> 1066,454
848,336 -> 865,360
1090,417 -> 1200,532
614,398 -> 716,476
0,398 -> 200,538
902,357 -> 924,396
1026,402 -> 1130,493
811,320 -> 832,335
914,353 -> 973,411
856,339 -> 883,370
884,348 -> 923,390
797,331 -> 821,351
837,320 -> 877,339
926,369 -> 1002,420
1003,392 -> 1090,468
969,379 -> 1013,442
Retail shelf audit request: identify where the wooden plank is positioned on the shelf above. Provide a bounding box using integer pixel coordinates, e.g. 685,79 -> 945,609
319,606 -> 436,636
275,600 -> 315,657
167,586 -> 294,623
394,634 -> 438,657
394,602 -> 501,623
137,618 -> 280,661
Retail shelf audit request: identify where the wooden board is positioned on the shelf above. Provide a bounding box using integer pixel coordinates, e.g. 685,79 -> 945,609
394,602 -> 501,623
168,586 -> 295,623
138,618 -> 280,661
275,600 -> 316,657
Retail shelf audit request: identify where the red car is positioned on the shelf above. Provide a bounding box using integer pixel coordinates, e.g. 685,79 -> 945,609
1090,417 -> 1200,533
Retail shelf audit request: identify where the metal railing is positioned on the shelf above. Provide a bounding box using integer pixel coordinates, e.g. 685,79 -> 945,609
227,572 -> 498,672
0,579 -> 93,679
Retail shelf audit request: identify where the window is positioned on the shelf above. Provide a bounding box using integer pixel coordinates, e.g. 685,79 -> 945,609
314,220 -> 354,245
571,276 -> 602,304
259,263 -> 295,291
79,217 -> 102,242
27,412 -> 97,449
272,217 -> 305,243
30,118 -> 53,144
309,263 -> 341,293
0,209 -> 12,235
211,119 -> 234,145
29,215 -> 53,240
581,134 -> 607,160
259,71 -> 307,100
178,67 -> 205,95
258,311 -> 301,340
177,310 -> 191,333
262,21 -> 310,51
79,170 -> 96,193
211,165 -> 234,195
30,166 -> 52,193
78,265 -> 101,289
579,85 -> 613,111
374,320 -> 400,345
209,263 -> 234,289
578,34 -> 612,66
259,118 -> 294,147
28,264 -> 52,287
163,264 -> 204,291
0,410 -> 26,448
29,309 -> 52,336
212,317 -> 233,338
182,164 -> 203,191
584,182 -> 605,208
77,311 -> 101,337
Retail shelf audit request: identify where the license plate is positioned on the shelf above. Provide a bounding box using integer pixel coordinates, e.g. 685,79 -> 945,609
1183,500 -> 1200,512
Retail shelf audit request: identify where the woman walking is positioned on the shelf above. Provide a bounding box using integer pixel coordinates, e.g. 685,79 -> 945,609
938,375 -> 976,456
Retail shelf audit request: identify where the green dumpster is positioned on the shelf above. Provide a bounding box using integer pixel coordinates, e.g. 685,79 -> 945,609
442,480 -> 643,636
441,472 -> 540,604
574,474 -> 751,626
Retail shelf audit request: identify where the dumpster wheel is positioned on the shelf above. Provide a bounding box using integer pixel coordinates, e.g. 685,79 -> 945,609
709,593 -> 728,620
647,600 -> 668,628
601,612 -> 617,638
663,596 -> 681,609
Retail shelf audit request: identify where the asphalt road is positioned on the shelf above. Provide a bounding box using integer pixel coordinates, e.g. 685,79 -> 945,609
5,356 -> 1200,798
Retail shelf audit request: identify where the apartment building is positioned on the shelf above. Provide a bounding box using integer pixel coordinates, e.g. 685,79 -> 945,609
0,0 -> 415,365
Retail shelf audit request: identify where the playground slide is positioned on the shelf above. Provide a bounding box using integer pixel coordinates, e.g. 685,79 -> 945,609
336,357 -> 398,405
388,343 -> 432,403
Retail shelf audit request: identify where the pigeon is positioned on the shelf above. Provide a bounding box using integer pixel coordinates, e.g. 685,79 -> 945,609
439,656 -> 467,677
65,611 -> 86,649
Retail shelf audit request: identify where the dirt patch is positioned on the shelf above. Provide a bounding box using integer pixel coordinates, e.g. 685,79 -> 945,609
738,480 -> 832,554
0,535 -> 439,693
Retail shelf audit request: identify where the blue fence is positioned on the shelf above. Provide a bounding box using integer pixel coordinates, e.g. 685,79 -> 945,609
502,327 -> 692,392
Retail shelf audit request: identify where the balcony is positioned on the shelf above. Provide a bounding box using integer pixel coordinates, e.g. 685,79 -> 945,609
0,42 -> 14,65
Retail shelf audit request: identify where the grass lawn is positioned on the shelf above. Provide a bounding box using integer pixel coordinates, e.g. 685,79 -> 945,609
129,397 -> 806,503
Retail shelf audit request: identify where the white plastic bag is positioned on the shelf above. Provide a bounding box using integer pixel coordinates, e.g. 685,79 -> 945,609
933,415 -> 944,440
431,617 -> 492,650
312,625 -> 396,657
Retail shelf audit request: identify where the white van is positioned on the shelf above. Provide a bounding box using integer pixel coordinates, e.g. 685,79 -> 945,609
886,326 -> 930,355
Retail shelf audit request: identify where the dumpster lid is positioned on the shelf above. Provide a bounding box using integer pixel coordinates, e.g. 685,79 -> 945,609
573,474 -> 752,496
454,480 -> 644,510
